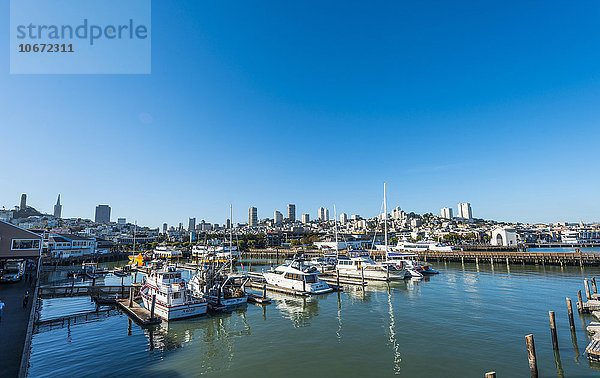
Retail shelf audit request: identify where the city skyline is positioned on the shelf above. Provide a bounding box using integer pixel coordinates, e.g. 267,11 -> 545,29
2,2 -> 600,226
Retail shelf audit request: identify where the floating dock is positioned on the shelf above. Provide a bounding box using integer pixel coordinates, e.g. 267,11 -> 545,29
115,299 -> 161,326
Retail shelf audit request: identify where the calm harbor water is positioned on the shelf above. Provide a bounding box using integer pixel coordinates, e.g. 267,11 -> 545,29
29,260 -> 600,377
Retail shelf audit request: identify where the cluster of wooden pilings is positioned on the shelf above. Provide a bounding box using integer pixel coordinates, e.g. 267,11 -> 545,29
519,277 -> 600,378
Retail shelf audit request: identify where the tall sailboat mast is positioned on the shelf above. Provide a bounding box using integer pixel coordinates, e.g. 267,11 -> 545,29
229,204 -> 233,273
334,205 -> 339,258
384,183 -> 388,256
133,220 -> 137,253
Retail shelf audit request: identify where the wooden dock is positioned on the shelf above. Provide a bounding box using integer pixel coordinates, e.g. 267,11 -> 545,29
115,299 -> 161,326
586,340 -> 600,362
39,285 -> 136,299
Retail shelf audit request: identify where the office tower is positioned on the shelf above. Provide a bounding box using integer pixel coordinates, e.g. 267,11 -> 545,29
248,207 -> 258,227
302,213 -> 310,224
188,217 -> 196,232
20,194 -> 27,210
339,212 -> 348,224
53,194 -> 62,218
391,207 -> 402,220
94,205 -> 111,224
118,218 -> 126,225
274,210 -> 283,225
457,202 -> 472,220
162,223 -> 168,233
318,207 -> 329,221
287,204 -> 296,222
440,207 -> 453,219
226,218 -> 231,229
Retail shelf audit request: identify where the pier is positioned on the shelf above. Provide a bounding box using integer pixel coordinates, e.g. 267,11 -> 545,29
115,299 -> 161,326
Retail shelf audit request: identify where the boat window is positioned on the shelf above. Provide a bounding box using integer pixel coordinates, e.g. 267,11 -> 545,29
305,275 -> 317,283
173,292 -> 181,299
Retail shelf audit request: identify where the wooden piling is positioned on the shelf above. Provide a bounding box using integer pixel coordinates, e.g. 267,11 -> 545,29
566,297 -> 575,333
336,270 -> 340,288
585,279 -> 591,300
526,334 -> 538,378
506,257 -> 509,266
150,294 -> 156,319
593,277 -> 598,294
262,284 -> 267,299
361,267 -> 365,286
549,311 -> 558,350
485,372 -> 496,378
577,290 -> 583,313
128,287 -> 134,307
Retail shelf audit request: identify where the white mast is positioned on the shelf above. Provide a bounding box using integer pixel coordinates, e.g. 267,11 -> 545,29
334,205 -> 339,258
229,204 -> 233,273
384,183 -> 388,255
133,220 -> 137,253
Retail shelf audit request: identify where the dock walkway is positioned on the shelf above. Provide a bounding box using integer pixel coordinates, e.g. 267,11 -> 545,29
115,299 -> 161,326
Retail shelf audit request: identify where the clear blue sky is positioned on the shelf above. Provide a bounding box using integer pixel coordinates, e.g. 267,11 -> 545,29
1,1 -> 599,228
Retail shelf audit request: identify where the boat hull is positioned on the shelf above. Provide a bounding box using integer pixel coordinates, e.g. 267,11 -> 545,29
141,294 -> 208,321
263,273 -> 333,294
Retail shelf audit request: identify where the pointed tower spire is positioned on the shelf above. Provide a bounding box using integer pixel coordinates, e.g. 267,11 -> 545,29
56,194 -> 61,206
54,194 -> 62,218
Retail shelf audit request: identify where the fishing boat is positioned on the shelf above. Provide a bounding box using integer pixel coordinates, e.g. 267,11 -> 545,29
263,257 -> 333,295
140,266 -> 208,321
189,271 -> 249,310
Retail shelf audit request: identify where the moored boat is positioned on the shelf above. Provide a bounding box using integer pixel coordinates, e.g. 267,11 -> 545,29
263,257 -> 333,295
140,266 -> 207,321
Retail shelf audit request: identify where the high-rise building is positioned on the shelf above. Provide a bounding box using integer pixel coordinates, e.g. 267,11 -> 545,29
20,194 -> 27,211
226,218 -> 231,229
53,194 -> 62,218
248,207 -> 258,227
274,210 -> 283,225
302,213 -> 310,224
391,207 -> 403,220
162,223 -> 168,233
94,205 -> 111,224
318,207 -> 329,221
178,222 -> 184,232
339,213 -> 348,224
117,218 -> 126,225
440,207 -> 453,219
287,204 -> 296,222
457,202 -> 472,220
188,217 -> 196,232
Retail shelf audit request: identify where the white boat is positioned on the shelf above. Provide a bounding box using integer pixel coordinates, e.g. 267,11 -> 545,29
263,258 -> 333,295
393,240 -> 453,253
305,256 -> 337,273
189,271 -> 249,310
191,244 -> 240,261
384,252 -> 423,279
336,254 -> 410,281
140,266 -> 207,321
153,246 -> 184,259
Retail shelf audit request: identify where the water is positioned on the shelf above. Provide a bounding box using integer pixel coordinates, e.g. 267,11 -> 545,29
29,261 -> 600,377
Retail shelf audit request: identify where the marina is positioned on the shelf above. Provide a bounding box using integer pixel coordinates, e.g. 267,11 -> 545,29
20,259 -> 600,377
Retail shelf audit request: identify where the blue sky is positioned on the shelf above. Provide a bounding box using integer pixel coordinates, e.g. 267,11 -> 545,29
1,1 -> 599,227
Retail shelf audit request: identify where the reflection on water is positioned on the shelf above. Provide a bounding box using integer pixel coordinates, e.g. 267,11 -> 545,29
28,261 -> 600,377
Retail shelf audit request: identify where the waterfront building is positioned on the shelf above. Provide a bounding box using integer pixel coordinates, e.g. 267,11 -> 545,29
0,220 -> 42,260
287,204 -> 296,222
441,207 -> 453,219
53,194 -> 62,218
20,193 -> 27,211
46,233 -> 98,259
118,218 -> 126,225
302,213 -> 310,224
189,217 -> 196,232
318,207 -> 329,222
249,207 -> 258,227
457,202 -> 472,220
561,229 -> 600,244
339,213 -> 348,224
94,205 -> 111,224
274,210 -> 283,225
491,227 -> 518,247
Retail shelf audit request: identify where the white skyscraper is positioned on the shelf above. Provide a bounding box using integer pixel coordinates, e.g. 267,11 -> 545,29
339,212 -> 348,224
440,207 -> 453,219
457,202 -> 472,220
248,207 -> 258,227
274,210 -> 283,225
318,207 -> 329,221
302,213 -> 310,224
